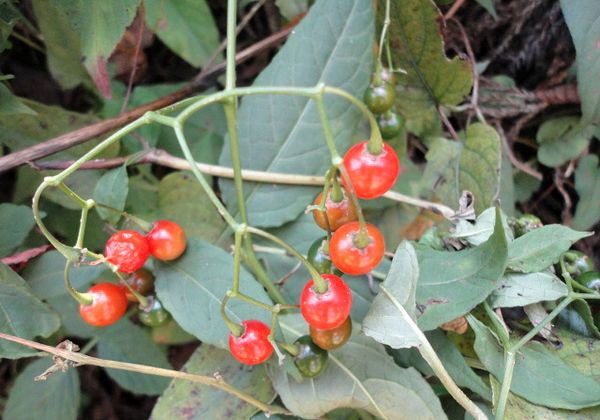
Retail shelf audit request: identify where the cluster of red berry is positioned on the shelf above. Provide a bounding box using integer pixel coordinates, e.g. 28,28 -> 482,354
79,220 -> 187,327
228,82 -> 400,375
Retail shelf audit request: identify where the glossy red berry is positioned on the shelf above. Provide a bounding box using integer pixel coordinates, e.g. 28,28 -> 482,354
342,141 -> 400,199
312,189 -> 358,231
300,274 -> 352,330
146,220 -> 187,261
228,320 -> 274,365
329,222 -> 385,275
105,230 -> 150,273
79,283 -> 128,327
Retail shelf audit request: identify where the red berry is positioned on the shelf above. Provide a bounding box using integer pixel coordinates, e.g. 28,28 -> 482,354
146,220 -> 187,261
342,141 -> 400,199
79,283 -> 128,327
300,274 -> 352,330
105,230 -> 149,273
228,320 -> 274,365
329,221 -> 384,275
312,189 -> 358,231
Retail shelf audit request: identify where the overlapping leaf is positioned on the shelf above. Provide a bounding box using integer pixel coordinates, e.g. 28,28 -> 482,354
572,155 -> 600,231
489,272 -> 568,308
0,203 -> 37,258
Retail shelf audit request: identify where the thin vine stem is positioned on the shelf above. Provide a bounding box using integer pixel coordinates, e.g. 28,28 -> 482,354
0,332 -> 289,415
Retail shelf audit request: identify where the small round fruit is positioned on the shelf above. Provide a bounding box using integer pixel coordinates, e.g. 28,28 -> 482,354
329,222 -> 385,276
563,250 -> 596,277
293,335 -> 329,378
312,189 -> 358,231
138,297 -> 170,327
513,214 -> 543,237
79,283 -> 128,327
105,230 -> 150,273
342,141 -> 400,199
228,320 -> 273,365
377,110 -> 403,139
575,271 -> 600,291
364,83 -> 395,114
310,316 -> 352,350
307,237 -> 334,275
146,220 -> 187,261
300,274 -> 352,330
125,268 -> 155,302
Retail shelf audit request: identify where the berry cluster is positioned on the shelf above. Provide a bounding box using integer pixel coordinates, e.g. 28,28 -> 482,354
78,220 -> 187,327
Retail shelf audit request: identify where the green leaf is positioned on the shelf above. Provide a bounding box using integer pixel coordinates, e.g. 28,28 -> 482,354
158,172 -> 227,243
152,344 -> 276,419
488,376 -> 600,420
474,0 -> 498,19
48,0 -> 139,97
0,2 -> 21,53
536,117 -> 594,167
92,165 -> 129,224
46,293 -> 97,338
0,84 -> 35,115
415,207 -> 508,331
31,0 -> 90,89
3,358 -> 80,420
97,319 -> 171,395
561,0 -> 600,125
391,329 -> 492,401
151,319 -> 196,345
451,206 -> 513,246
507,225 -> 592,272
270,314 -> 447,420
572,155 -> 600,230
554,328 -> 600,382
459,123 -> 501,214
384,0 -> 472,135
219,0 -> 373,228
557,300 -> 600,339
420,136 -> 462,206
489,272 -> 569,308
22,251 -> 104,300
145,0 -> 220,68
469,316 -> 600,409
275,0 -> 308,20
363,241 -> 420,348
154,239 -> 272,349
0,203 -> 36,258
0,263 -> 61,358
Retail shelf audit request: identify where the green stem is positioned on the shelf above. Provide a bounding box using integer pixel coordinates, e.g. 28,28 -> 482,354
494,351 -> 515,420
116,272 -> 149,308
226,0 -> 238,90
511,297 -> 572,351
242,249 -> 288,305
483,301 -> 509,348
221,293 -> 244,336
230,291 -> 275,312
247,227 -> 327,294
315,95 -> 342,163
377,0 -> 391,64
223,102 -> 248,225
76,206 -> 91,249
232,229 -> 244,293
64,262 -> 92,305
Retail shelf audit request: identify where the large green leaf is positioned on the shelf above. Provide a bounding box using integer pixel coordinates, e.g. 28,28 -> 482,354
145,0 -> 220,68
536,117 -> 594,168
47,0 -> 140,97
561,0 -> 600,125
419,136 -> 462,205
0,203 -> 37,258
470,317 -> 600,409
270,314 -> 447,420
415,207 -> 508,331
3,358 -> 80,420
152,344 -> 276,419
157,172 -> 227,243
572,155 -> 600,230
363,241 -> 420,348
391,329 -> 492,401
507,225 -> 592,273
154,239 -> 272,349
0,263 -> 61,358
93,165 -> 129,224
219,0 -> 373,228
0,84 -> 35,115
97,319 -> 171,395
31,0 -> 90,89
384,0 -> 472,135
489,272 -> 569,308
554,328 -> 600,382
459,123 -> 501,214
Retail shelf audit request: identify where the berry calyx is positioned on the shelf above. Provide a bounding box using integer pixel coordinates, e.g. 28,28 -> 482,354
146,220 -> 187,261
300,274 -> 352,330
363,83 -> 395,114
105,230 -> 150,273
312,188 -> 358,231
342,141 -> 400,199
310,316 -> 352,350
329,221 -> 385,276
79,283 -> 128,327
228,320 -> 274,365
293,335 -> 329,378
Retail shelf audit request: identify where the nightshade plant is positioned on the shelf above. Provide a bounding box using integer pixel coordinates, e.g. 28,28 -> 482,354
0,0 -> 599,419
